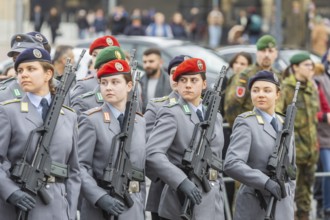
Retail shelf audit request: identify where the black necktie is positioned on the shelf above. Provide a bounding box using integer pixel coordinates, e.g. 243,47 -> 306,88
270,117 -> 278,133
117,113 -> 124,130
40,98 -> 49,122
196,109 -> 204,122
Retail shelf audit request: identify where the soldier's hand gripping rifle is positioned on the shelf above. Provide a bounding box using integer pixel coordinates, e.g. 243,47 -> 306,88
99,61 -> 144,219
180,66 -> 227,220
10,50 -> 86,220
264,82 -> 300,220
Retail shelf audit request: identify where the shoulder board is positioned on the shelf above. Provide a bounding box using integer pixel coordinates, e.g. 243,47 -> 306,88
0,77 -> 15,85
275,112 -> 285,124
80,91 -> 94,98
240,66 -> 253,76
62,105 -> 75,112
78,75 -> 94,81
0,98 -> 20,105
241,111 -> 256,118
0,85 -> 7,90
136,112 -> 144,117
151,96 -> 169,103
165,100 -> 179,108
84,106 -> 102,115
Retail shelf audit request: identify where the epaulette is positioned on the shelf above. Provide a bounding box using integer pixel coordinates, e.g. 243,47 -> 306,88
78,75 -> 94,81
84,106 -> 102,115
0,98 -> 20,105
62,105 -> 75,113
0,77 -> 15,85
151,96 -> 169,103
241,111 -> 256,118
136,112 -> 144,117
0,85 -> 7,90
165,100 -> 179,108
80,91 -> 94,98
240,66 -> 253,76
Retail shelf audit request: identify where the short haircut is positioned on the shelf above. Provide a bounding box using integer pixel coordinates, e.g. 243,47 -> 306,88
53,45 -> 74,63
143,48 -> 161,57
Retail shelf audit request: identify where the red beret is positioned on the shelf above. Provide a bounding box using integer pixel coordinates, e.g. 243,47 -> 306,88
89,36 -> 120,55
97,59 -> 130,79
172,58 -> 206,82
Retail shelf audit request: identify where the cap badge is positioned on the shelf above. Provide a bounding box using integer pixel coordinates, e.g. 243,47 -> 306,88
273,73 -> 279,83
35,34 -> 43,43
33,49 -> 42,58
106,37 -> 114,46
268,42 -> 274,48
115,50 -> 122,59
197,60 -> 203,70
115,62 -> 124,71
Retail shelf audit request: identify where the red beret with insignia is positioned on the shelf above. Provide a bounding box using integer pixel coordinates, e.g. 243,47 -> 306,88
172,58 -> 206,82
97,59 -> 130,79
89,36 -> 120,55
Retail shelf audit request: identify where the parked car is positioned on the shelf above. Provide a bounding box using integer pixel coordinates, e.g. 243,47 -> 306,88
216,44 -> 321,71
76,36 -> 228,86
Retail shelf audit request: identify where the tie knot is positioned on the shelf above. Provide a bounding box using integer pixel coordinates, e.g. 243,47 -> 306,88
196,109 -> 204,122
40,98 -> 48,107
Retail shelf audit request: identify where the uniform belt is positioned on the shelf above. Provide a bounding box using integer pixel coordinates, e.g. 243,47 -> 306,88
44,176 -> 65,183
178,166 -> 219,181
96,179 -> 141,193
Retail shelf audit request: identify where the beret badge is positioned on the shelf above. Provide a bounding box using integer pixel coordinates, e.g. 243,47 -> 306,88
34,34 -> 43,43
33,49 -> 42,58
115,62 -> 124,71
115,50 -> 122,59
106,37 -> 114,46
197,60 -> 203,71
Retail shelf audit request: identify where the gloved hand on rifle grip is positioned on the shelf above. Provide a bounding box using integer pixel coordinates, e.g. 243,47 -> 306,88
178,178 -> 202,205
7,190 -> 36,211
96,194 -> 125,216
265,179 -> 281,201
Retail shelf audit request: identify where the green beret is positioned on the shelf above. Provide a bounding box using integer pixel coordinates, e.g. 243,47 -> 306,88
256,35 -> 277,50
289,52 -> 311,65
94,46 -> 126,69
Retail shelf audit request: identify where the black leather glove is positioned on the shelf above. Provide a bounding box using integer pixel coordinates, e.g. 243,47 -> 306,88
265,179 -> 281,201
96,195 -> 125,216
178,178 -> 202,205
7,190 -> 36,211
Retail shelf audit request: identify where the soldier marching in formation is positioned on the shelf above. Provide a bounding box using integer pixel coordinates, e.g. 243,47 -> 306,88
0,28 -> 325,220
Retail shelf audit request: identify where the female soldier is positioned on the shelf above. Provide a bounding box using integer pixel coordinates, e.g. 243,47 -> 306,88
277,53 -> 319,220
224,70 -> 296,220
0,48 -> 80,220
78,59 -> 145,220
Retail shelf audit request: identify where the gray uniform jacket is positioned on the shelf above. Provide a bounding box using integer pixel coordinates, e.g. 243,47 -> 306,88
224,108 -> 296,220
78,103 -> 146,220
140,70 -> 172,113
144,91 -> 179,213
70,75 -> 98,104
71,86 -> 103,116
0,95 -> 81,220
146,96 -> 224,220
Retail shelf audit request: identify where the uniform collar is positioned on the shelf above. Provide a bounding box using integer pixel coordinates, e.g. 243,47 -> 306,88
256,108 -> 275,124
106,102 -> 124,119
26,92 -> 51,108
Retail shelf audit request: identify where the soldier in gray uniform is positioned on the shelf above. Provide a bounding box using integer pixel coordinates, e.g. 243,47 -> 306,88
70,35 -> 121,103
224,70 -> 295,220
78,59 -> 146,220
0,48 -> 80,220
144,55 -> 190,220
71,46 -> 126,115
146,58 -> 224,220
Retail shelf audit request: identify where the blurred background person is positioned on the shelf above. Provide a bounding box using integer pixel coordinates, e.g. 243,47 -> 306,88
146,12 -> 173,38
110,5 -> 129,35
243,7 -> 262,44
92,9 -> 108,37
170,12 -> 187,40
76,9 -> 90,40
124,15 -> 146,36
207,6 -> 224,48
47,7 -> 61,44
311,16 -> 330,56
31,4 -> 44,32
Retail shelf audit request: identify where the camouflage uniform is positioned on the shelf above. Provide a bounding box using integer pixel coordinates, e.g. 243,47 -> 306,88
276,73 -> 319,216
224,64 -> 280,127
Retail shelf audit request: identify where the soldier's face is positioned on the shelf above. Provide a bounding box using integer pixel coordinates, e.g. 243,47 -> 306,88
142,54 -> 163,77
232,55 -> 250,74
91,48 -> 102,70
169,67 -> 178,90
250,80 -> 279,115
100,74 -> 132,106
293,60 -> 314,81
17,61 -> 53,96
256,48 -> 278,69
177,74 -> 206,106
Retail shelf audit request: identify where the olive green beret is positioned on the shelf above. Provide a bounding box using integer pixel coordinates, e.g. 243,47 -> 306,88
94,46 -> 126,69
256,35 -> 277,50
289,52 -> 311,65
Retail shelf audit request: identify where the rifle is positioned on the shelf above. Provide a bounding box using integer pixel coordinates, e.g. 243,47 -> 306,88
98,62 -> 145,219
180,66 -> 227,220
264,82 -> 300,220
10,50 -> 86,220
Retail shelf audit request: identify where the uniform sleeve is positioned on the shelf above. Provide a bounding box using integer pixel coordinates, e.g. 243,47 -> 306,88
146,107 -> 187,189
224,72 -> 250,127
144,101 -> 158,141
65,114 -> 81,219
0,106 -> 20,201
71,96 -> 88,116
77,114 -> 107,205
70,82 -> 86,104
224,116 -> 269,190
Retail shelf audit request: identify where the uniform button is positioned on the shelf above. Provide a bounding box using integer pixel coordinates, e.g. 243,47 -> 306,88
211,182 -> 215,187
46,184 -> 50,189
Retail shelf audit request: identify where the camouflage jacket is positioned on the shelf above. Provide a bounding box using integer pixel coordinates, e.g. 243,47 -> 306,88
224,64 -> 281,127
276,74 -> 319,165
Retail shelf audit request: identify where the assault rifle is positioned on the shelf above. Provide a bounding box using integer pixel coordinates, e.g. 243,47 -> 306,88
180,66 -> 227,220
99,61 -> 144,219
10,50 -> 86,220
264,82 -> 300,220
